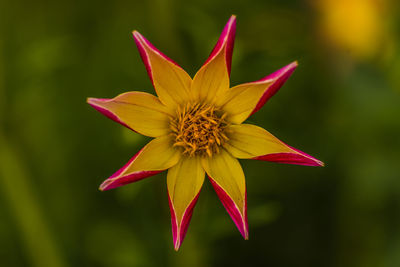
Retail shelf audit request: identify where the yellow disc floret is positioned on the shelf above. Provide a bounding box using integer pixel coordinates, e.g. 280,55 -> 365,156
170,102 -> 229,157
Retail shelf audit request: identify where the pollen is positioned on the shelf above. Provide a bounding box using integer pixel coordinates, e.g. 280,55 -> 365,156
170,102 -> 229,157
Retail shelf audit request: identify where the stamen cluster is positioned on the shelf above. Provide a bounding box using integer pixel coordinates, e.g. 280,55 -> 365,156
170,103 -> 229,157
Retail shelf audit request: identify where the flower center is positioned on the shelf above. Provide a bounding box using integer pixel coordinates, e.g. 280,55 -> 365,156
170,103 -> 229,157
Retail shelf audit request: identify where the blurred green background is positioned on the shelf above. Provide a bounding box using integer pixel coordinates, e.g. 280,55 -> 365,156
1,0 -> 400,266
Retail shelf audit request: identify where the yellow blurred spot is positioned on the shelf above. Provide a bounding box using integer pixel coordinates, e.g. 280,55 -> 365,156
317,0 -> 387,59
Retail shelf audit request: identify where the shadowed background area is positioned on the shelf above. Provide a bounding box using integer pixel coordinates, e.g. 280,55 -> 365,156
1,0 -> 400,266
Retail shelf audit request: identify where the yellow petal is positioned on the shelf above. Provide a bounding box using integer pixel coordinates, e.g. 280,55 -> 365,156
224,124 -> 293,158
167,156 -> 205,250
224,124 -> 323,167
99,135 -> 181,191
133,31 -> 192,109
191,16 -> 236,104
201,149 -> 248,238
125,135 -> 180,173
218,61 -> 298,124
201,149 -> 245,211
88,92 -> 171,137
191,46 -> 230,104
167,157 -> 204,220
217,80 -> 273,124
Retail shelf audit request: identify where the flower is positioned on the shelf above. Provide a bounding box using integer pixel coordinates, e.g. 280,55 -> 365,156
316,0 -> 388,60
87,15 -> 324,251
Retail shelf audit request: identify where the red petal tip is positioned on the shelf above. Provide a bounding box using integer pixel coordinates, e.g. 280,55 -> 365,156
244,233 -> 249,240
98,181 -> 110,191
132,31 -> 143,41
87,97 -> 104,105
209,178 -> 248,239
174,241 -> 181,251
168,192 -> 201,251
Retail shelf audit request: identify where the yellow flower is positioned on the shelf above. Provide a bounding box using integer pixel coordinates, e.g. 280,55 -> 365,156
87,15 -> 323,250
316,0 -> 387,59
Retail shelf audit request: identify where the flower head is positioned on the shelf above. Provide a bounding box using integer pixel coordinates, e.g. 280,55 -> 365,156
87,15 -> 324,251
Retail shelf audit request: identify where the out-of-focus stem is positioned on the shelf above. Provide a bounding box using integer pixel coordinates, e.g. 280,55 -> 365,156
0,32 -> 66,267
0,135 -> 67,267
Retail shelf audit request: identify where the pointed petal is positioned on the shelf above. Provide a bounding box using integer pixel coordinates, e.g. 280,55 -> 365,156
218,80 -> 274,124
99,135 -> 181,191
191,16 -> 236,103
250,61 -> 298,116
224,124 -> 324,167
132,31 -> 192,108
87,92 -> 172,137
206,15 -> 236,76
220,62 -> 298,124
167,157 -> 205,250
202,149 -> 248,239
